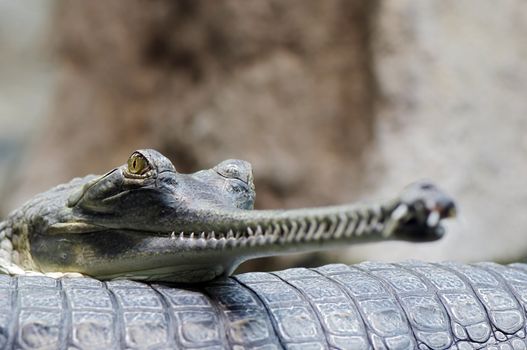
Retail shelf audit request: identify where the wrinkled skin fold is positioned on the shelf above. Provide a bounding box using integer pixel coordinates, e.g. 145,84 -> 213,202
0,149 -> 456,282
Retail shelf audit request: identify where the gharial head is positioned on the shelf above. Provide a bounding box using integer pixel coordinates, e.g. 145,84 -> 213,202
67,149 -> 256,227
12,149 -> 455,283
26,149 -> 261,282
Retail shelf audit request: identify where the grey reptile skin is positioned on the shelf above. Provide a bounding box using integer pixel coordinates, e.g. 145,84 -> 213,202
5,149 -> 512,349
2,261 -> 527,349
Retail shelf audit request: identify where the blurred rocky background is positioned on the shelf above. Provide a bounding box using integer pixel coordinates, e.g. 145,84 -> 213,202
0,0 -> 526,272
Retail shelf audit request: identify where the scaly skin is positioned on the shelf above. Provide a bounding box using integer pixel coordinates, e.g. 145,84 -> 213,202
3,262 -> 527,349
0,149 -> 455,282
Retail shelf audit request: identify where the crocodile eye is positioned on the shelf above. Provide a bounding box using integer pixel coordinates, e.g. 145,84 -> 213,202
127,152 -> 150,175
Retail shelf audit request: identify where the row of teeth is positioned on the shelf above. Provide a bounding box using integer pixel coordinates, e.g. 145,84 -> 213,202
167,207 -> 387,248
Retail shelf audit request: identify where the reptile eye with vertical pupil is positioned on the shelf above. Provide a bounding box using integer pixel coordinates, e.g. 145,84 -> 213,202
127,153 -> 150,175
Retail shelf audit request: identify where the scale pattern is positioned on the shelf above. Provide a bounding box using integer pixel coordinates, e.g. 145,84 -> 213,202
1,262 -> 527,349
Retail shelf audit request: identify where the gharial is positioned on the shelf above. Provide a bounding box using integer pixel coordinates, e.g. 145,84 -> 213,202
0,149 -> 453,282
1,150 -> 527,350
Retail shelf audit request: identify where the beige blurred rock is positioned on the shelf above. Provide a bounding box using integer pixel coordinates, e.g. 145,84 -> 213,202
346,0 -> 527,263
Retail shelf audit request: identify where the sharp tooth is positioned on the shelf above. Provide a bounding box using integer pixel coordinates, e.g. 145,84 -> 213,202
296,219 -> 307,242
427,211 -> 440,227
355,215 -> 367,236
200,232 -> 206,239
171,232 -> 176,240
264,225 -> 273,237
289,221 -> 300,242
190,232 -> 195,239
344,212 -> 358,237
227,230 -> 234,239
247,227 -> 254,236
255,225 -> 263,235
313,221 -> 327,241
282,223 -> 290,240
305,218 -> 317,241
210,231 -> 216,239
271,223 -> 281,243
334,213 -> 347,239
358,208 -> 374,236
286,225 -> 296,243
179,232 -> 185,239
391,204 -> 409,221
